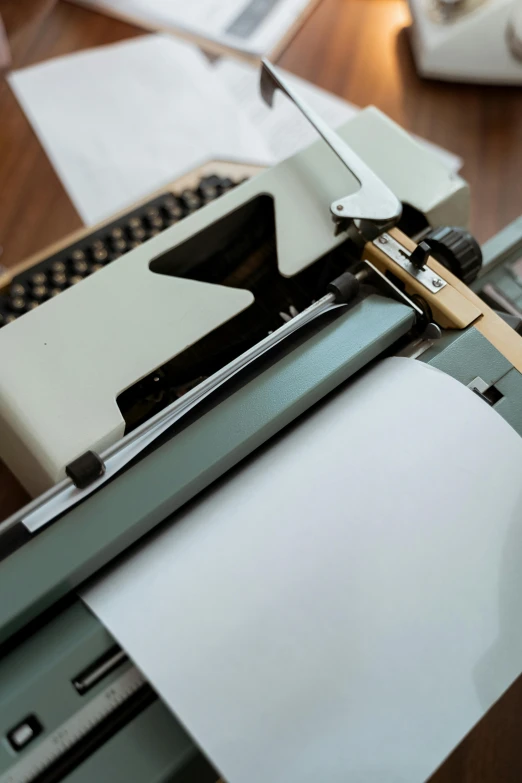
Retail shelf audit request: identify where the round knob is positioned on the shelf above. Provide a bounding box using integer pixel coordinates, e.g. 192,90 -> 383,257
423,226 -> 482,285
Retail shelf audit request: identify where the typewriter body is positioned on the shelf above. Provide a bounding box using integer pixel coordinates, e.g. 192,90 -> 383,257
0,62 -> 522,783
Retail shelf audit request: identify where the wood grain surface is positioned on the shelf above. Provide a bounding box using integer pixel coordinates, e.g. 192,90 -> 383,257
1,1 -> 522,780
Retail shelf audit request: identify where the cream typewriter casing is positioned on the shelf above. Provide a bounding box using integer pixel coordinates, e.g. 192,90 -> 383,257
0,107 -> 468,497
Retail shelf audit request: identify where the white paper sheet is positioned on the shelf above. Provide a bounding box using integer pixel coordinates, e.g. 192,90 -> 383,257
214,58 -> 463,172
70,0 -> 314,58
83,358 -> 522,783
7,35 -> 272,225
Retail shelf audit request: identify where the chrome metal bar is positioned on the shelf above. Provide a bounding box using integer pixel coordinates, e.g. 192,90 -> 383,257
260,59 -> 402,225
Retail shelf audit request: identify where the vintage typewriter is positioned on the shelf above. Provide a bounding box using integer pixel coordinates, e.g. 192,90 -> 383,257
0,60 -> 521,783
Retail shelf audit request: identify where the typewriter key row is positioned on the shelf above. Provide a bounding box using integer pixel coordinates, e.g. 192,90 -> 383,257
0,174 -> 245,328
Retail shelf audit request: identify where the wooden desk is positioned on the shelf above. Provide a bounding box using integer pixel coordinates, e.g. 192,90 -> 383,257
1,2 -> 522,780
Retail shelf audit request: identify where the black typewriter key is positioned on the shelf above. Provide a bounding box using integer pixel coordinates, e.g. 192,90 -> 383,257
90,243 -> 107,260
30,272 -> 47,287
68,275 -> 83,286
219,177 -> 235,191
149,228 -> 161,237
180,189 -> 201,212
10,282 -> 27,298
172,201 -> 187,216
5,314 -> 17,324
162,195 -> 179,209
71,249 -> 86,264
50,288 -> 62,297
92,247 -> 109,263
129,226 -> 146,242
127,217 -> 142,230
110,227 -> 124,240
164,214 -> 181,227
32,285 -> 48,301
146,209 -> 164,229
71,259 -> 89,276
111,238 -> 127,255
199,174 -> 222,188
198,175 -> 222,202
90,263 -> 104,273
200,184 -> 219,203
51,272 -> 68,289
26,301 -> 39,310
163,197 -> 184,220
51,260 -> 67,275
10,296 -> 26,312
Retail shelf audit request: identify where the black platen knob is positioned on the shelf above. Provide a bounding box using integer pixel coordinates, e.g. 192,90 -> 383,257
423,226 -> 482,285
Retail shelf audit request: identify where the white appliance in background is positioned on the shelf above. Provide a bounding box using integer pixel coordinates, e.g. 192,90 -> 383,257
407,0 -> 522,83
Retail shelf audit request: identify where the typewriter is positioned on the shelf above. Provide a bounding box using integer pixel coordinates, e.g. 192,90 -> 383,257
0,60 -> 521,783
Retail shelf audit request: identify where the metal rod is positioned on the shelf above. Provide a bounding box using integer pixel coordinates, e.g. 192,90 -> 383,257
361,258 -> 424,317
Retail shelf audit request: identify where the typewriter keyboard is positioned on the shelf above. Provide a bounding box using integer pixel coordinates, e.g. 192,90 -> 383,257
0,174 -> 244,329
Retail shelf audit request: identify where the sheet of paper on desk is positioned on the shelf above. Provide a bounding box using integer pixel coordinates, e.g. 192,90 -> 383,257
83,358 -> 522,783
7,35 -> 272,225
214,58 -> 463,172
69,0 -> 315,58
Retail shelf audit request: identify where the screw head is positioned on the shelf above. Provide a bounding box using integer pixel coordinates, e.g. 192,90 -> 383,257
432,277 -> 443,288
336,204 -> 344,212
377,236 -> 388,244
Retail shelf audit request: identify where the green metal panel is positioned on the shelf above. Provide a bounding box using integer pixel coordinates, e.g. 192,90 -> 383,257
493,368 -> 522,437
421,327 -> 522,437
65,701 -> 196,783
0,296 -> 415,645
421,327 -> 512,386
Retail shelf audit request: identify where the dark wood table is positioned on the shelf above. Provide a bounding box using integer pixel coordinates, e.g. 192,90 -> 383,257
1,1 -> 522,780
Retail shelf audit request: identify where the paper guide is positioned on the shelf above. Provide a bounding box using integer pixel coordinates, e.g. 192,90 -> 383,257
83,358 -> 522,783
